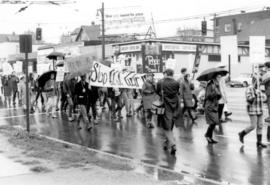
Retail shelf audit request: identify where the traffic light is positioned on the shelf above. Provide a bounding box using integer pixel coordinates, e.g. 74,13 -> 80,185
36,27 -> 42,41
201,21 -> 207,36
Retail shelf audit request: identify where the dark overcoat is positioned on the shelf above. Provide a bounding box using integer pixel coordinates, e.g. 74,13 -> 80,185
156,77 -> 183,130
204,80 -> 221,125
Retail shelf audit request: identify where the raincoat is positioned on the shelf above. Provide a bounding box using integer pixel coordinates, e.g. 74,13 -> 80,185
156,77 -> 183,130
142,80 -> 156,110
204,79 -> 222,125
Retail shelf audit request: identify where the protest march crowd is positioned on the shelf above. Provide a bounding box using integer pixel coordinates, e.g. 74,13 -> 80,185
1,61 -> 270,156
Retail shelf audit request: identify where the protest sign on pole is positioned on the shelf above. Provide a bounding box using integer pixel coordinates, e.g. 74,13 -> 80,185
250,36 -> 265,64
66,54 -> 94,75
250,36 -> 265,89
220,35 -> 238,81
192,45 -> 202,79
56,67 -> 65,82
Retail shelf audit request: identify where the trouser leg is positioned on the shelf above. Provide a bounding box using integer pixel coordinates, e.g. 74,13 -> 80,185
218,104 -> 224,120
206,124 -> 216,138
244,115 -> 256,134
164,130 -> 176,147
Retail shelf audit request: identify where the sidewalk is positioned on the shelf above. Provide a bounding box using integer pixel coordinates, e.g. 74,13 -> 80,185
0,167 -> 177,185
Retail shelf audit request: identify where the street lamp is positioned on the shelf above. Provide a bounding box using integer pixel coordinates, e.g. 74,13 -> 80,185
97,2 -> 105,62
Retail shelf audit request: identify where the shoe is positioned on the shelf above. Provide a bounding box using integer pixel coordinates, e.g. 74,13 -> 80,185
93,119 -> 98,125
126,113 -> 132,117
210,139 -> 218,144
170,145 -> 176,155
265,117 -> 270,123
257,142 -> 267,148
147,123 -> 154,129
87,125 -> 93,131
68,117 -> 74,122
257,134 -> 267,148
205,135 -> 218,144
238,130 -> 246,144
163,139 -> 168,151
224,111 -> 232,117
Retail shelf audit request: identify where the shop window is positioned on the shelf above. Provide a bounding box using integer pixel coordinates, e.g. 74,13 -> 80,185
224,24 -> 232,33
208,55 -> 221,62
237,22 -> 242,31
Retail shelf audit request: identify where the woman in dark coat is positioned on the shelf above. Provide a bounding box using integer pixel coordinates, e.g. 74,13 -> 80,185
142,73 -> 156,128
180,73 -> 197,123
204,73 -> 222,144
156,69 -> 183,155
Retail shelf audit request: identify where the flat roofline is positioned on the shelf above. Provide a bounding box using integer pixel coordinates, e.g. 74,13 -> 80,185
111,39 -> 270,49
215,9 -> 270,19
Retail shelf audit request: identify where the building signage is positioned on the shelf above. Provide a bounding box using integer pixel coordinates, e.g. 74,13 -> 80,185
144,55 -> 162,73
162,44 -> 196,52
120,44 -> 142,53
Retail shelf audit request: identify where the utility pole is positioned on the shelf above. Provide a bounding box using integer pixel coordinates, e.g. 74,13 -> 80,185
101,2 -> 105,62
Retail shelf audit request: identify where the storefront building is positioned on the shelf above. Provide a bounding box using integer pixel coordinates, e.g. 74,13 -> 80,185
112,39 -> 270,78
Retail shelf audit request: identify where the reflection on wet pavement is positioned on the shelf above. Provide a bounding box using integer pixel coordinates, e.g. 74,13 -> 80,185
0,88 -> 269,185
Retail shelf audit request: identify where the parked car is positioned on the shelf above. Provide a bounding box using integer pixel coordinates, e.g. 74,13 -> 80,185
229,73 -> 252,87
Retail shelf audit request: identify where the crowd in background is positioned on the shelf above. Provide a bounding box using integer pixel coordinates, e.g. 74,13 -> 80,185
1,64 -> 269,155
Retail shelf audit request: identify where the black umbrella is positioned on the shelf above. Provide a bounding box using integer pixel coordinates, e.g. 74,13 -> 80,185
46,52 -> 65,60
197,67 -> 228,81
37,70 -> 56,88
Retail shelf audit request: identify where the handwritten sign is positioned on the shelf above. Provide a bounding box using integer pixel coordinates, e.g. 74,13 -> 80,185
56,67 -> 65,82
90,62 -> 146,89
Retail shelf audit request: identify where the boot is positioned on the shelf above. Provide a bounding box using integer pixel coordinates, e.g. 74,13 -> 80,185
170,145 -> 176,155
256,134 -> 267,148
267,126 -> 270,141
238,130 -> 246,144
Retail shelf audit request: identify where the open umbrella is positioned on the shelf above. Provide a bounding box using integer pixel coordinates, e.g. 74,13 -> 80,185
37,70 -> 56,88
262,71 -> 270,85
197,67 -> 228,81
47,52 -> 65,70
47,52 -> 65,60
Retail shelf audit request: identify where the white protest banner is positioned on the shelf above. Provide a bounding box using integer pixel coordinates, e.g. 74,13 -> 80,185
66,54 -> 94,75
220,36 -> 238,65
13,61 -> 23,73
165,58 -> 176,70
250,36 -> 265,64
90,62 -> 146,89
56,67 -> 65,82
2,62 -> 13,75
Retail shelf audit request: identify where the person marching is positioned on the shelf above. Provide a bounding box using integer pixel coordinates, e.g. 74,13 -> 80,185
204,73 -> 222,144
238,77 -> 267,148
156,69 -> 183,155
75,75 -> 93,131
180,73 -> 197,124
44,73 -> 57,118
142,73 -> 156,128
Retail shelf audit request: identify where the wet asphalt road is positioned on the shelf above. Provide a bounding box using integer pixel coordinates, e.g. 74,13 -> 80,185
0,87 -> 270,185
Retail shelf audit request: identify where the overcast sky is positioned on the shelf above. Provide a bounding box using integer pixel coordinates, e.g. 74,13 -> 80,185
0,0 -> 270,43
